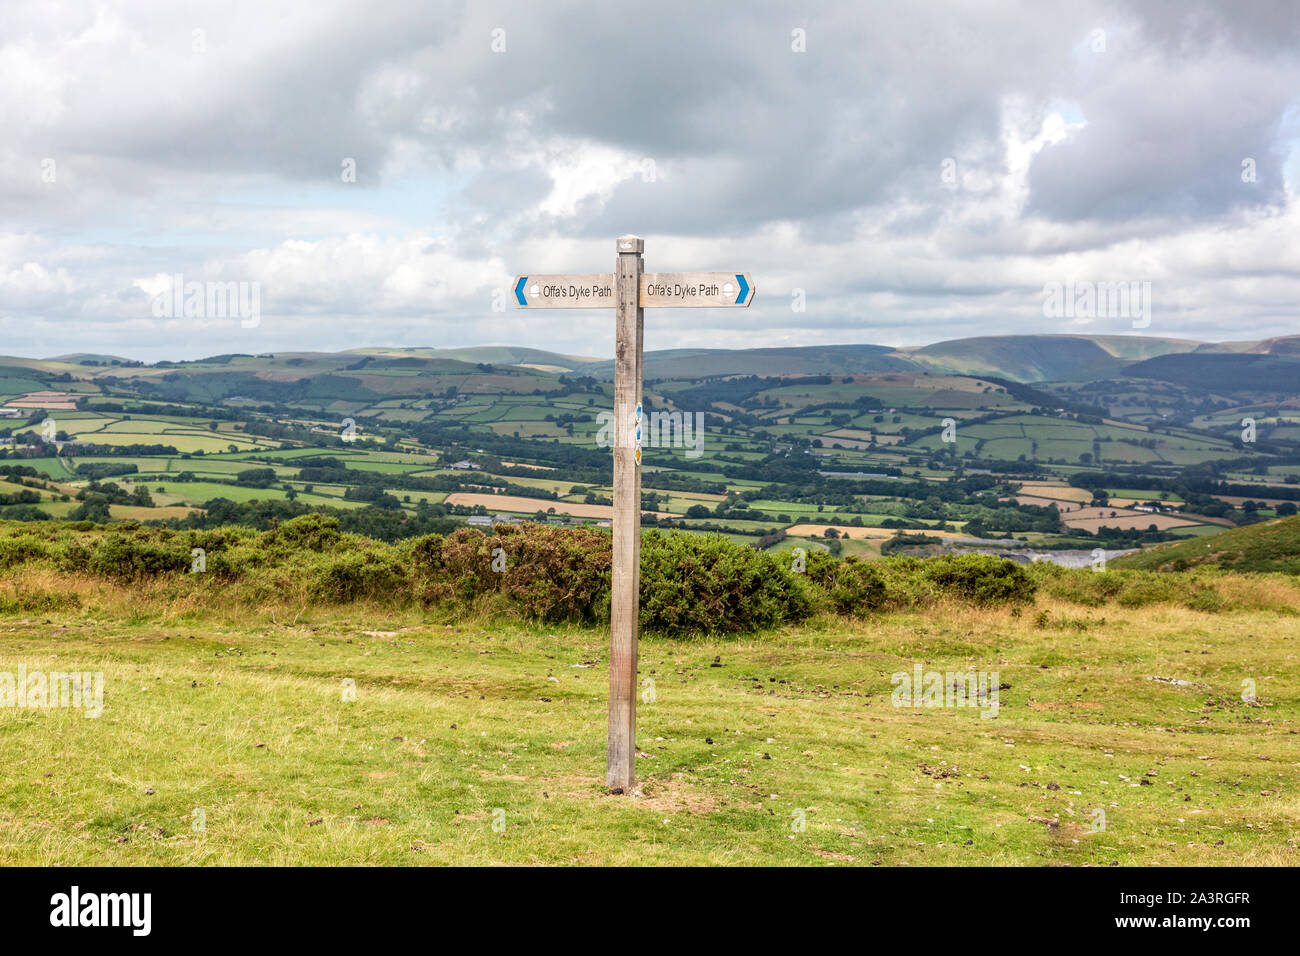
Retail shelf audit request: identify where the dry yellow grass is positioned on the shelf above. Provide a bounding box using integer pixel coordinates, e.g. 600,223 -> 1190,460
1015,483 -> 1094,503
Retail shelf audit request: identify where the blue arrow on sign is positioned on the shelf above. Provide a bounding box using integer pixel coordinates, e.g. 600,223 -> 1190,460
514,277 -> 529,306
734,274 -> 749,305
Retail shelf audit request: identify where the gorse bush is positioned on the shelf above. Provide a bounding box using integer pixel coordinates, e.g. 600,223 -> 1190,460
0,518 -> 1288,635
411,525 -> 612,624
0,532 -> 54,570
311,548 -> 409,603
85,533 -> 192,581
639,530 -> 811,634
918,554 -> 1037,606
805,552 -> 888,615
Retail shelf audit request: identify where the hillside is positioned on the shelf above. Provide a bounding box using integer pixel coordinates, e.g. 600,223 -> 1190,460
1080,335 -> 1204,361
1123,352 -> 1300,393
588,344 -> 920,381
1112,515 -> 1300,574
348,346 -> 599,371
1194,334 -> 1300,355
903,335 -> 1131,382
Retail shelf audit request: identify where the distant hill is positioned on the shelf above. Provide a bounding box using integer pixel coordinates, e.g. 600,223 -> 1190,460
347,346 -> 598,371
1113,516 -> 1300,574
586,344 -> 920,381
901,333 -> 1300,383
1123,353 -> 1300,393
1082,335 -> 1204,361
42,353 -> 134,363
5,334 -> 1300,392
1193,335 -> 1300,356
902,335 -> 1132,382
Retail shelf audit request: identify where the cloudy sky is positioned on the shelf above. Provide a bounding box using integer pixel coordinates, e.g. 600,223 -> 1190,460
3,0 -> 1299,361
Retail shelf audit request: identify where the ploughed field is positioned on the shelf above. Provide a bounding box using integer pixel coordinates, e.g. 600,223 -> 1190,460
1,595 -> 1295,865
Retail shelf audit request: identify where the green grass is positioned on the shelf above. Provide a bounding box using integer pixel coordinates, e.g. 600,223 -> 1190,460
1114,515 -> 1300,574
137,481 -> 288,504
0,592 -> 1295,865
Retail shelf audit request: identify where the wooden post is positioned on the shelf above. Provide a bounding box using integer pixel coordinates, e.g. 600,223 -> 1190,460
607,234 -> 643,791
511,243 -> 752,794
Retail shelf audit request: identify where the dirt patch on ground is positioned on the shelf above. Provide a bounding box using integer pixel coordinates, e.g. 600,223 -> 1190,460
634,773 -> 764,814
811,848 -> 856,862
547,772 -> 759,814
631,775 -> 730,814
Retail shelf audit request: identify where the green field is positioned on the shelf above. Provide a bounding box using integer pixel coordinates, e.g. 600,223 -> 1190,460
1,591 -> 1294,865
3,339 -> 1299,562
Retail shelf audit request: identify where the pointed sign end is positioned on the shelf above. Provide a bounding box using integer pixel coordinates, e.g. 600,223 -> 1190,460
735,273 -> 752,305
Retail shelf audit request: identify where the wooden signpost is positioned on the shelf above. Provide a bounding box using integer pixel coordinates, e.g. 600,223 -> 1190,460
514,236 -> 755,791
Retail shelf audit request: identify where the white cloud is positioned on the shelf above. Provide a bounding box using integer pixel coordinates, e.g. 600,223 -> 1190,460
1,0 -> 1298,360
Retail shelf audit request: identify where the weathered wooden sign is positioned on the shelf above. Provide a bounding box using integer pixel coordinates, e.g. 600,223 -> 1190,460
513,274 -> 615,308
513,272 -> 755,309
639,272 -> 754,308
514,237 -> 755,792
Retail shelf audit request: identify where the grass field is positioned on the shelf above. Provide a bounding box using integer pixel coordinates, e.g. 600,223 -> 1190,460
1115,516 -> 1300,574
1,587 -> 1294,866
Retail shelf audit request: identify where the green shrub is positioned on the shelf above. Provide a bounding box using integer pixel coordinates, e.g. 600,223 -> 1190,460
262,513 -> 344,553
493,524 -> 612,624
1185,585 -> 1225,613
11,516 -> 1271,631
310,548 -> 408,602
430,527 -> 506,604
85,531 -> 191,580
0,534 -> 52,570
1114,574 -> 1182,607
639,530 -> 811,635
0,587 -> 81,614
408,532 -> 445,569
806,552 -> 887,615
1028,563 -> 1125,606
919,554 -> 1036,605
1028,564 -> 1243,613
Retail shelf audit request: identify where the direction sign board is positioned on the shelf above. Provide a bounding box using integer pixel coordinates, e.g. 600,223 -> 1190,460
513,274 -> 614,308
512,237 -> 754,793
640,272 -> 754,308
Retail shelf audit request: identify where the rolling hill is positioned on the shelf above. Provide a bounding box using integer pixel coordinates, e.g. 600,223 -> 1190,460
348,346 -> 599,371
587,344 -> 920,381
1123,352 -> 1300,393
1112,515 -> 1300,574
904,335 -> 1136,382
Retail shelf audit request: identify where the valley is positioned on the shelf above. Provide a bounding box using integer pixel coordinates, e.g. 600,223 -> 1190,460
1,334 -> 1298,562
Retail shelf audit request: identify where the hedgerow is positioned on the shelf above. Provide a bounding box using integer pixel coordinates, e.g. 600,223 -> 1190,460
1,517 -> 1279,634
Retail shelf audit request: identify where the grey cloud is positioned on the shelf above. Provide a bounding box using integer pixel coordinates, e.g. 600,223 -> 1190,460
2,0 -> 1300,359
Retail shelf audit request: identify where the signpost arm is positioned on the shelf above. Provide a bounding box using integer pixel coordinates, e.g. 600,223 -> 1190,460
608,235 -> 644,791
